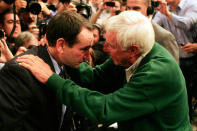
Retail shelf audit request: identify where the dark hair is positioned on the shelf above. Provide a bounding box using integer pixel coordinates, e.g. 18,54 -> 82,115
46,11 -> 93,47
0,9 -> 15,25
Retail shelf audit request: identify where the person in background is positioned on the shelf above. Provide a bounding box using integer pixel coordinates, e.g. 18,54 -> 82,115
0,9 -> 22,53
88,0 -> 102,17
14,31 -> 39,56
126,0 -> 179,63
92,24 -> 102,44
90,24 -> 109,66
153,0 -> 197,121
28,21 -> 39,37
41,0 -> 77,23
17,11 -> 191,131
90,0 -> 122,28
120,0 -> 127,12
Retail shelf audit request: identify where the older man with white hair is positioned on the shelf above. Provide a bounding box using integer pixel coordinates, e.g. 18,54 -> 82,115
17,11 -> 191,131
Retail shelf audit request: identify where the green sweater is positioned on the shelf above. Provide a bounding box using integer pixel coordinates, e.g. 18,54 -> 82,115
46,43 -> 192,131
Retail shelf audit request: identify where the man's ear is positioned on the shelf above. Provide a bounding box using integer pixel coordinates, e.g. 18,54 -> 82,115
56,38 -> 67,54
128,44 -> 140,63
130,44 -> 139,56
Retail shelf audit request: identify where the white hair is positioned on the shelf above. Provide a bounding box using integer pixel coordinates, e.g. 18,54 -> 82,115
105,11 -> 155,56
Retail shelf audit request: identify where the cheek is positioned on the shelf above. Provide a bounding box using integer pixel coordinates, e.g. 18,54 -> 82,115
74,50 -> 85,59
109,50 -> 119,58
4,25 -> 12,34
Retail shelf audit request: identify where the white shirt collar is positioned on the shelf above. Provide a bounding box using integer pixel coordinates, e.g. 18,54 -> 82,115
47,49 -> 61,74
125,51 -> 149,82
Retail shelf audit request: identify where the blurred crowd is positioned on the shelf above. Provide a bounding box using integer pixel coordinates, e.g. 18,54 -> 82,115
0,0 -> 125,68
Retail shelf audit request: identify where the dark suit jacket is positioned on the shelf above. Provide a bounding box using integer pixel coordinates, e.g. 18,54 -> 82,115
0,46 -> 63,131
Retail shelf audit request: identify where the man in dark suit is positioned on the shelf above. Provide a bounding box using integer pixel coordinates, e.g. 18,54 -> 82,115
0,11 -> 94,131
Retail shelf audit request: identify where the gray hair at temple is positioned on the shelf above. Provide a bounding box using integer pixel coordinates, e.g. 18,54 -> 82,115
15,31 -> 38,52
105,11 -> 155,56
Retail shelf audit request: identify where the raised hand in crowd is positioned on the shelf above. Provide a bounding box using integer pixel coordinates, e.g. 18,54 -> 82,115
39,1 -> 53,17
90,1 -> 106,23
154,0 -> 172,19
15,0 -> 27,11
0,38 -> 13,63
58,2 -> 77,13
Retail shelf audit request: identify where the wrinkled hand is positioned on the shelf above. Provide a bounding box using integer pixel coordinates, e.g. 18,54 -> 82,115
181,43 -> 197,53
16,55 -> 54,83
0,39 -> 14,63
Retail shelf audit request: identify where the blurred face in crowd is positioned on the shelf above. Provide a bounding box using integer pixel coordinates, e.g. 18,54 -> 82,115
103,31 -> 132,68
3,13 -> 21,38
24,37 -> 39,49
28,12 -> 37,23
93,28 -> 100,44
28,22 -> 39,36
126,0 -> 148,16
110,1 -> 121,16
59,27 -> 94,68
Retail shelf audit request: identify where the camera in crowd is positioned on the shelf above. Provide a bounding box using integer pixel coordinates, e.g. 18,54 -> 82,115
38,22 -> 47,39
76,3 -> 92,19
151,0 -> 160,8
20,0 -> 41,15
105,2 -> 115,7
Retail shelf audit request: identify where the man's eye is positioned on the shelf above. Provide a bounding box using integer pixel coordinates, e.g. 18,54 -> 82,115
7,20 -> 14,24
7,20 -> 20,24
